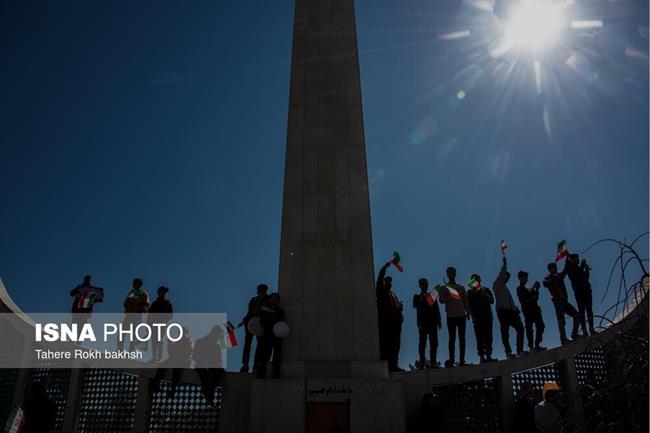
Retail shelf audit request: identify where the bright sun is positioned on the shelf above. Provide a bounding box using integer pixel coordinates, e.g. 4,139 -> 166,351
504,1 -> 566,50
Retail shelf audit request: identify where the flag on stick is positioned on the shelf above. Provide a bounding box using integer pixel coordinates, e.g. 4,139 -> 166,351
467,278 -> 481,291
500,239 -> 508,253
426,286 -> 442,306
555,240 -> 568,262
222,321 -> 238,348
389,251 -> 403,272
4,407 -> 24,433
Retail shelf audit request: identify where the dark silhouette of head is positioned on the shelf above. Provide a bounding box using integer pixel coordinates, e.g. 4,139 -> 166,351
418,278 -> 428,292
446,267 -> 456,281
157,286 -> 169,298
518,271 -> 529,285
82,275 -> 92,285
29,381 -> 47,398
471,273 -> 481,284
257,284 -> 269,296
383,276 -> 393,292
547,262 -> 557,275
569,253 -> 579,264
544,389 -> 561,406
132,278 -> 143,290
268,292 -> 280,308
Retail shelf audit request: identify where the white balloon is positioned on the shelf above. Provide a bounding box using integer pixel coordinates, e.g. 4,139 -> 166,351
247,317 -> 264,336
273,321 -> 290,339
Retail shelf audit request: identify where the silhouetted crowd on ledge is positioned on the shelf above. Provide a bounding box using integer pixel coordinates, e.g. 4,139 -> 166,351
377,252 -> 595,372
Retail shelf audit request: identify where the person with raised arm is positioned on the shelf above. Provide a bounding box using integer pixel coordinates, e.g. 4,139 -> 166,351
493,257 -> 526,358
376,262 -> 404,372
543,259 -> 586,344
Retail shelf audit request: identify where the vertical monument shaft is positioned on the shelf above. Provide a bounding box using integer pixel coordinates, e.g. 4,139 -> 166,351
278,0 -> 379,369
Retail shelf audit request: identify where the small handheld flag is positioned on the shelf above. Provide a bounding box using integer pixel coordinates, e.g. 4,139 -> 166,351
4,407 -> 24,433
555,240 -> 568,262
500,240 -> 508,254
222,322 -> 238,349
467,278 -> 481,291
389,251 -> 404,272
445,285 -> 463,301
427,285 -> 443,306
77,292 -> 97,309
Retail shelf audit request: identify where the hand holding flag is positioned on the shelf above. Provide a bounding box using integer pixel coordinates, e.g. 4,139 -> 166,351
467,277 -> 481,291
389,251 -> 403,272
555,240 -> 568,262
500,239 -> 508,255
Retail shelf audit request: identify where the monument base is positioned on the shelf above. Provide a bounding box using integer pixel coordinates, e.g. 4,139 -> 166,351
221,376 -> 406,433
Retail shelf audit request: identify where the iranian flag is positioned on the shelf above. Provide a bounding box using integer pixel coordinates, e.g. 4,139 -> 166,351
4,407 -> 24,433
445,285 -> 463,301
389,251 -> 404,272
555,240 -> 568,262
77,292 -> 96,309
426,286 -> 442,306
500,239 -> 508,253
222,321 -> 238,348
467,278 -> 481,291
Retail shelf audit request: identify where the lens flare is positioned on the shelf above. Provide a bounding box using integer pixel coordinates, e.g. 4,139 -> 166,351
504,2 -> 566,50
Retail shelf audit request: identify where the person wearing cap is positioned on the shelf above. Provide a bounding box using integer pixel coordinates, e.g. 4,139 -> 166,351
493,257 -> 526,358
238,283 -> 269,373
467,273 -> 496,363
376,262 -> 404,372
535,384 -> 564,433
148,286 -> 174,362
516,271 -> 547,352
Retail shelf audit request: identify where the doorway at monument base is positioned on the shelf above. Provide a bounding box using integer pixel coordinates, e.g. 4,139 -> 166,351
220,377 -> 406,433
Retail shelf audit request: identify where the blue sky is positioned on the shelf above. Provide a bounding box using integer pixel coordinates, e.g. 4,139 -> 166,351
1,0 -> 647,369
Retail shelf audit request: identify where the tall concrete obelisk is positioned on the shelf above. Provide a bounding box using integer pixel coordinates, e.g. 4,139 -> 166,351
221,1 -> 406,431
277,0 -> 381,377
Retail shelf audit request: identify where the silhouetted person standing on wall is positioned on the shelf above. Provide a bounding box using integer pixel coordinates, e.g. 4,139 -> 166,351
566,253 -> 595,335
119,278 -> 150,351
543,260 -> 585,344
516,271 -> 546,352
467,273 -> 496,363
439,267 -> 470,367
21,381 -> 56,433
147,286 -> 173,362
376,262 -> 404,372
412,278 -> 441,369
238,283 -> 268,373
493,257 -> 526,358
254,292 -> 285,378
69,275 -> 104,324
